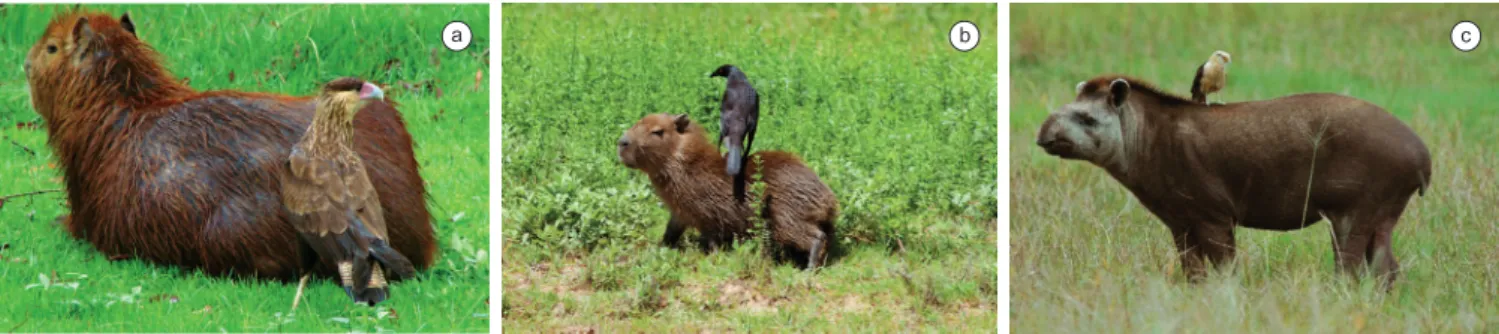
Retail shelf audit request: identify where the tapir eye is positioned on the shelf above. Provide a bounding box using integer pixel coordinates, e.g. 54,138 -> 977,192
1074,114 -> 1098,127
651,129 -> 664,137
46,45 -> 58,54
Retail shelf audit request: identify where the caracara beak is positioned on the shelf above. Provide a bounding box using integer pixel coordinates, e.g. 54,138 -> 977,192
359,82 -> 384,100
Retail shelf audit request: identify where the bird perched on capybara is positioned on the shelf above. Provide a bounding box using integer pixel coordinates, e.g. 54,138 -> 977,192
23,10 -> 436,282
1036,75 -> 1430,289
282,78 -> 416,307
617,114 -> 839,269
709,64 -> 761,201
1190,51 -> 1231,104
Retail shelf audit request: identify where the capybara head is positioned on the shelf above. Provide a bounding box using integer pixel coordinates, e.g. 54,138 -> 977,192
618,113 -> 696,170
25,11 -> 177,122
1036,78 -> 1133,164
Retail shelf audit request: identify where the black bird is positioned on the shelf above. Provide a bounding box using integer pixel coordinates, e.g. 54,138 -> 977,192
710,64 -> 760,200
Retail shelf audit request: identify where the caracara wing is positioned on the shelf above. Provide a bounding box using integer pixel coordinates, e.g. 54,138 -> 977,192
342,159 -> 390,240
282,145 -> 358,235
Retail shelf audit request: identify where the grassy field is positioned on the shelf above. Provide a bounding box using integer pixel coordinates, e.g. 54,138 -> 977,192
1012,4 -> 1499,333
0,5 -> 489,332
502,4 -> 997,331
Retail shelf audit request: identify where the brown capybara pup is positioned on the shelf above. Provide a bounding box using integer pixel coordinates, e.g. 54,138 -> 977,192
23,10 -> 436,282
617,113 -> 839,269
1036,75 -> 1430,290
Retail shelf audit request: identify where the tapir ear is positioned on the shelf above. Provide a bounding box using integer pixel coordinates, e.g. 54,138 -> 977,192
673,114 -> 691,133
1075,81 -> 1087,94
120,12 -> 136,36
1108,78 -> 1130,108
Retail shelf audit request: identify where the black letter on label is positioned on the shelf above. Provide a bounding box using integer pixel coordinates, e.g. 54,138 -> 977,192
961,28 -> 971,43
1463,31 -> 1471,43
452,30 -> 463,43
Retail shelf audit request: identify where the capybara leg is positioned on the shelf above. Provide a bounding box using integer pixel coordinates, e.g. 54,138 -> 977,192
805,229 -> 827,270
1169,225 -> 1207,282
661,214 -> 687,249
1194,224 -> 1237,272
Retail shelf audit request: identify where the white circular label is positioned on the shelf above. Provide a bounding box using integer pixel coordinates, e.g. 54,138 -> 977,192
1452,21 -> 1480,52
949,21 -> 980,52
443,21 -> 473,51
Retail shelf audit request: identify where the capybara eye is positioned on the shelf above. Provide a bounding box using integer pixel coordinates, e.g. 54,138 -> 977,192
46,45 -> 57,54
651,130 -> 664,137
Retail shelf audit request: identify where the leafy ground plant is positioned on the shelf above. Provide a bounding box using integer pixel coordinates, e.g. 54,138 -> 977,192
1012,4 -> 1499,333
0,4 -> 489,332
502,3 -> 998,331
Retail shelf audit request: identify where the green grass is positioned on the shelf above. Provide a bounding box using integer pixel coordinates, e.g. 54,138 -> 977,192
0,4 -> 489,332
502,4 -> 997,331
1012,4 -> 1499,332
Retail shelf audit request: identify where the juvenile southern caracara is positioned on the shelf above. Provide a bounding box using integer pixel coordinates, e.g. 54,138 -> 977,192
1190,50 -> 1232,104
283,77 -> 416,308
710,64 -> 760,200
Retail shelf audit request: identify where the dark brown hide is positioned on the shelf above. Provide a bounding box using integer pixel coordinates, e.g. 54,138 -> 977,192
1037,75 -> 1430,288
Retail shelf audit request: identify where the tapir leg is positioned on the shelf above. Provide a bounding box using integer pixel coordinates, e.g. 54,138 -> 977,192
1368,223 -> 1400,290
1194,224 -> 1237,271
1327,210 -> 1375,278
1168,225 -> 1207,282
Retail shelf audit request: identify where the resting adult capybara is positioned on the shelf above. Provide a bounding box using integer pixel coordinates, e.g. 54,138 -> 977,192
1035,75 -> 1430,288
617,114 -> 839,268
23,10 -> 436,282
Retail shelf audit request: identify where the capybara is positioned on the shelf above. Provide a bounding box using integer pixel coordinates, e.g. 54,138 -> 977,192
709,64 -> 760,200
23,10 -> 436,282
1036,75 -> 1430,289
617,114 -> 839,268
282,78 -> 415,306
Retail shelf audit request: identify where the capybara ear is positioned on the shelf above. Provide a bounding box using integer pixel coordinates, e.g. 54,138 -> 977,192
120,12 -> 137,36
673,114 -> 691,133
71,17 -> 96,60
1108,78 -> 1130,108
72,17 -> 93,42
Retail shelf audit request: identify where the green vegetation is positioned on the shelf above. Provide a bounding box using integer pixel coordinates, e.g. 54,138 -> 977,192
1012,4 -> 1499,332
502,4 -> 997,331
0,4 -> 489,332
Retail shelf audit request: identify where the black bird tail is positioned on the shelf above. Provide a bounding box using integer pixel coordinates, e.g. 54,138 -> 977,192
726,144 -> 744,177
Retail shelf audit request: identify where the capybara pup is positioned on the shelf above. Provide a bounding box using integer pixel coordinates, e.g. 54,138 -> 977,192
1036,76 -> 1430,289
617,114 -> 839,268
23,10 -> 436,282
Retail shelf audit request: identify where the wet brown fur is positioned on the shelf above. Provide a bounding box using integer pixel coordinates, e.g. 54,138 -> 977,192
1038,75 -> 1431,289
23,10 -> 436,282
618,114 -> 839,268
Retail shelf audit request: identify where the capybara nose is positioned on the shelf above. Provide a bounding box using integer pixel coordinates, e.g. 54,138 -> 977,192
618,135 -> 629,147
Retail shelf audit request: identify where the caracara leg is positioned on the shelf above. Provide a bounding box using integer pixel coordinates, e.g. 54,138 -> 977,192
291,273 -> 311,311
